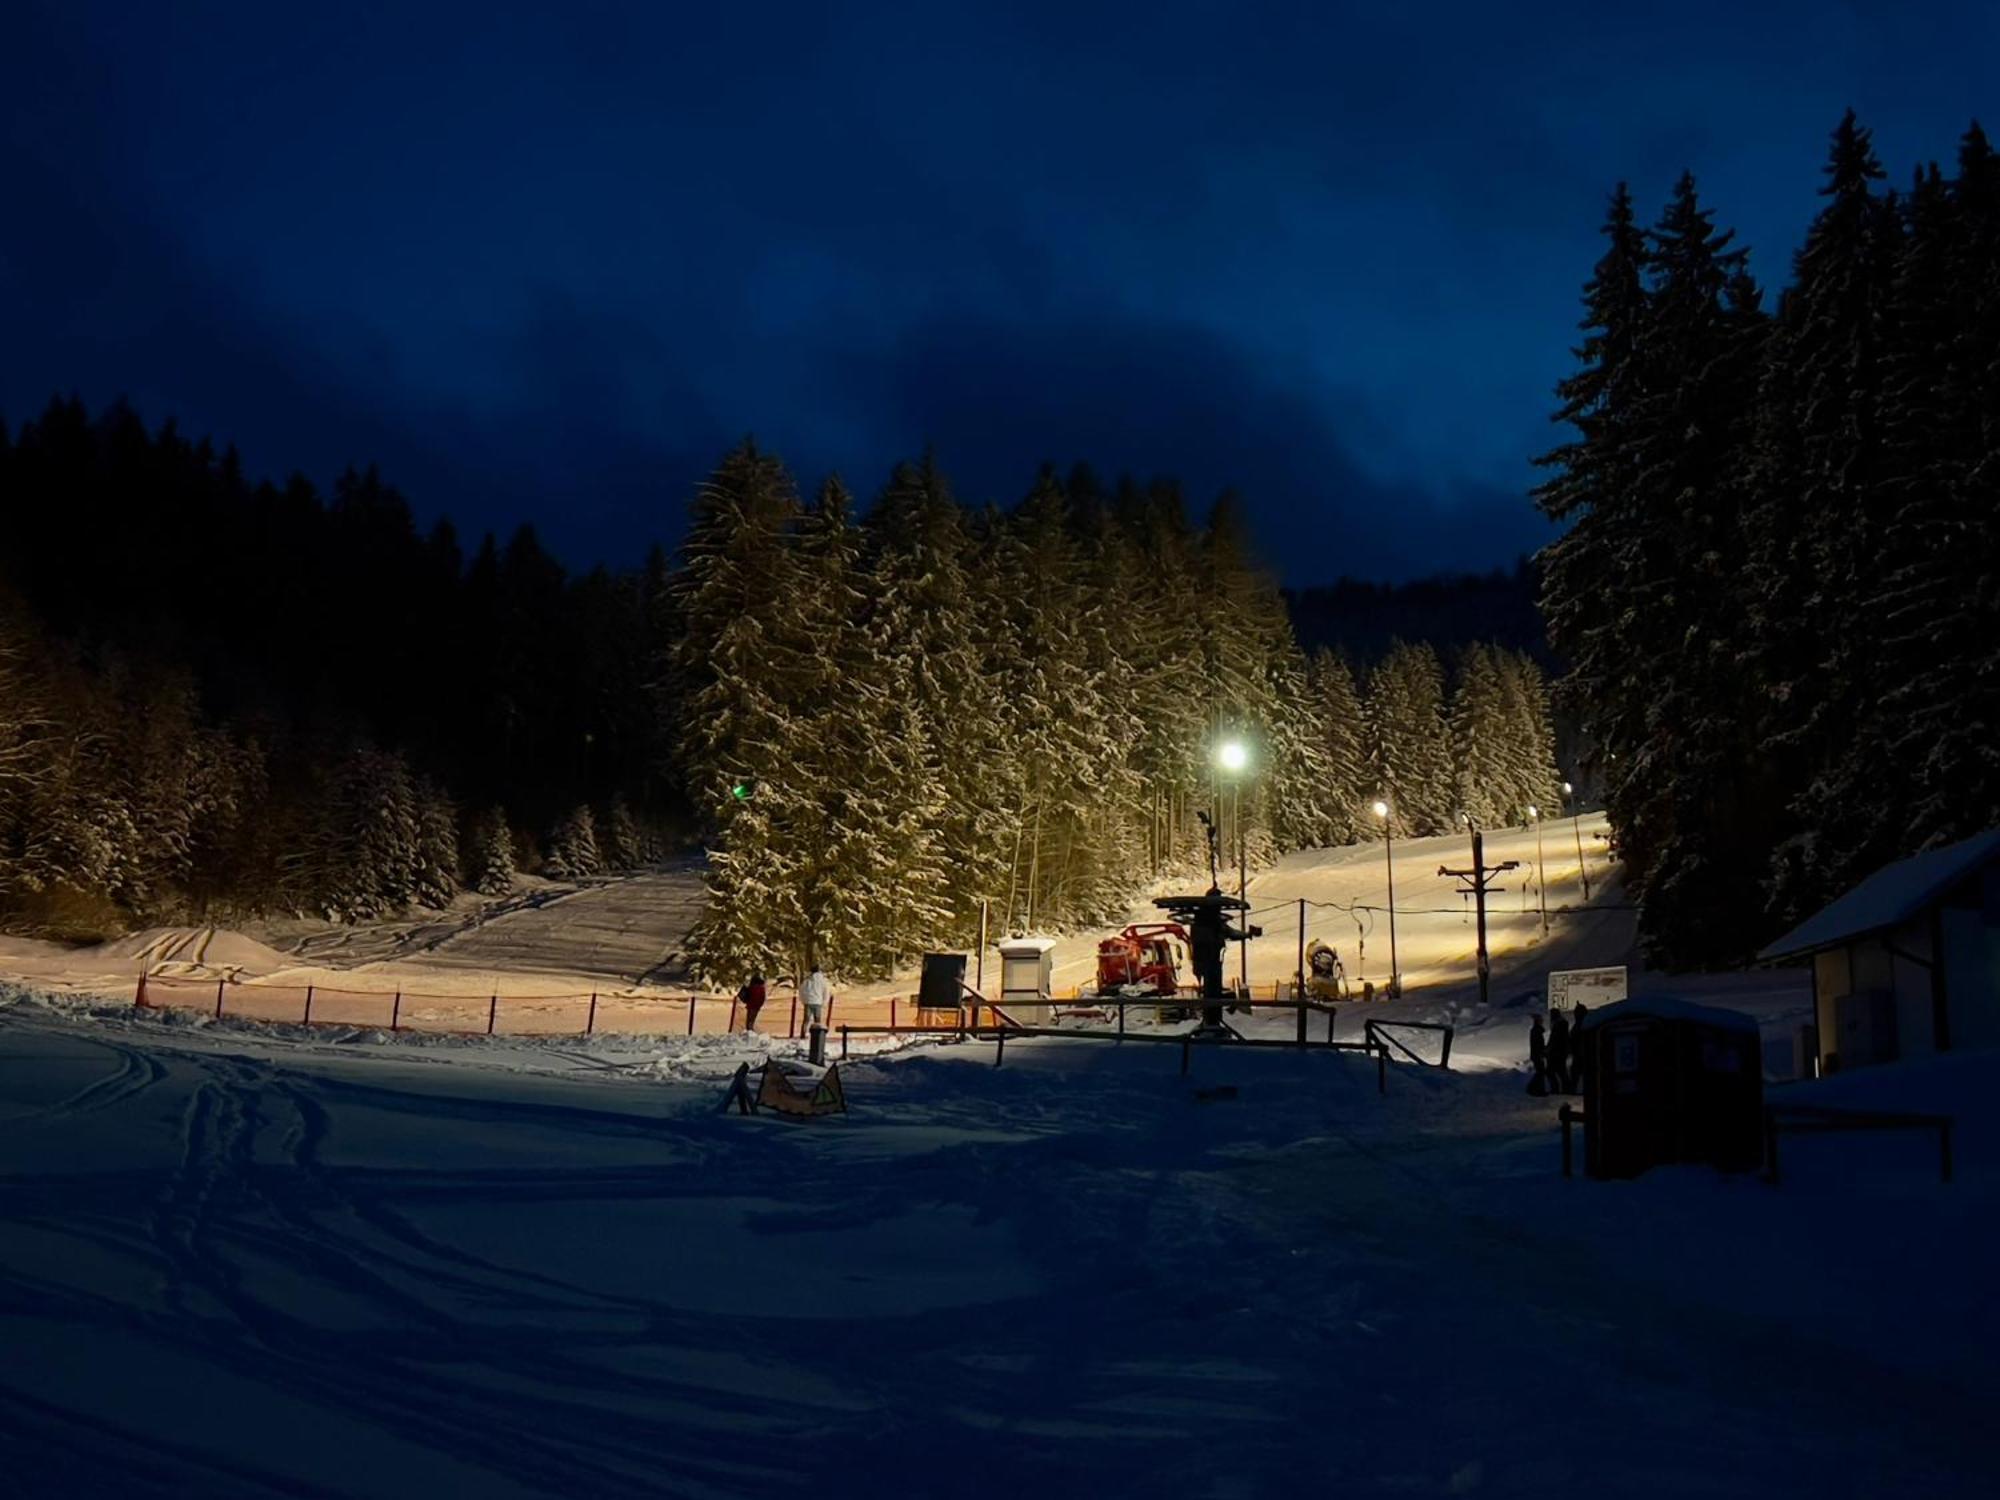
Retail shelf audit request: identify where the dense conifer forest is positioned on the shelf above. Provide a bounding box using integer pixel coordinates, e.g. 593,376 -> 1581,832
1537,112 -> 2000,967
0,409 -> 1561,973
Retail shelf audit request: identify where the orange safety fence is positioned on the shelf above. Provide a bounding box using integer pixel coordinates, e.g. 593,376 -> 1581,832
133,973 -> 929,1041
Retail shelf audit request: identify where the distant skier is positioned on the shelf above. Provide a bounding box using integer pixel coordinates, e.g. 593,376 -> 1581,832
1526,1014 -> 1550,1096
1547,1007 -> 1572,1095
1569,1003 -> 1590,1092
800,964 -> 831,1034
737,971 -> 768,1032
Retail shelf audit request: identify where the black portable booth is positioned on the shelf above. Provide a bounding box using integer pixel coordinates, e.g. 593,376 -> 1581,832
1578,998 -> 1763,1179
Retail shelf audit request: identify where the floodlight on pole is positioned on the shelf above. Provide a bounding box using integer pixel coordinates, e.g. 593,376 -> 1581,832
1216,738 -> 1251,992
1374,797 -> 1399,996
1563,778 -> 1591,900
1528,805 -> 1547,935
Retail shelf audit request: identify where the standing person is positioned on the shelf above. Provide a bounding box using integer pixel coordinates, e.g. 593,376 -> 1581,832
736,971 -> 768,1032
1568,1003 -> 1589,1093
1548,1007 -> 1572,1096
1527,1014 -> 1550,1096
800,964 -> 831,1034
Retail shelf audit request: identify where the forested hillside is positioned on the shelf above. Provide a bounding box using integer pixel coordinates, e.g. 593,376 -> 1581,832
1,403 -> 1563,974
1537,112 -> 2000,966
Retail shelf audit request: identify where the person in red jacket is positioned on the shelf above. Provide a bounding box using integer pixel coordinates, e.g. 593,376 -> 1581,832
737,972 -> 768,1031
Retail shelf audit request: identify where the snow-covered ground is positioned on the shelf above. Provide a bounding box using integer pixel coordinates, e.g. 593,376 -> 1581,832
1,972 -> 1992,1498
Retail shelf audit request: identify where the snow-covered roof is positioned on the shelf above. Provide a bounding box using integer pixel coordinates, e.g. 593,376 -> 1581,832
1573,995 -> 1759,1034
1757,827 -> 2000,963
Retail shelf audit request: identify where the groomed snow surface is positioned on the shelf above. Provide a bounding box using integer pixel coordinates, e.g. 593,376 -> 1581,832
3,979 -> 1995,1498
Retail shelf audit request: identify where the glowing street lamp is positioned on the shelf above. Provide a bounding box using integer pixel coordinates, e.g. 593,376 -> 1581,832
1527,804 -> 1548,935
1372,798 -> 1399,996
1216,738 -> 1251,991
1561,780 -> 1592,901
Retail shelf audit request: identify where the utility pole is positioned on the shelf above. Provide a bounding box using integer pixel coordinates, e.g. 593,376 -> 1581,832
1563,780 -> 1591,901
1438,819 -> 1519,1006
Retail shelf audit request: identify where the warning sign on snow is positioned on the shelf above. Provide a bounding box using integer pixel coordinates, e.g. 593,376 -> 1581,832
1548,966 -> 1627,1016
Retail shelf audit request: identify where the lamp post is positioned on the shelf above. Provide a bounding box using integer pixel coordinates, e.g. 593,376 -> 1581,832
1562,780 -> 1591,901
1527,804 -> 1548,936
1372,798 -> 1399,996
1217,738 -> 1250,993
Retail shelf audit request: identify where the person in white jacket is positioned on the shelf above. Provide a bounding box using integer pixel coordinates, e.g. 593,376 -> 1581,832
799,965 -> 832,1032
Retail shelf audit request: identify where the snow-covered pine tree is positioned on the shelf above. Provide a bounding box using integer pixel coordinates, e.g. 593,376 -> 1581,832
543,805 -> 602,880
1534,181 -> 1652,775
1069,482 -> 1149,904
467,806 -> 516,896
862,454 -> 1009,943
1882,125 -> 2000,853
1260,624 -> 1337,852
1604,174 -> 1769,963
801,476 -> 950,976
1822,129 -> 2000,883
1308,648 -> 1368,845
1120,480 -> 1211,872
1365,641 -> 1457,835
1493,650 -> 1563,824
669,441 -> 813,977
293,746 -> 422,921
1449,644 -> 1513,829
412,780 -> 459,909
600,797 -> 643,870
1743,112 -> 1900,929
996,470 -> 1122,930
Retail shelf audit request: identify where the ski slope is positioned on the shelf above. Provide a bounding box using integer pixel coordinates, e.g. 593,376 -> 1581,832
1,988 -> 1993,1498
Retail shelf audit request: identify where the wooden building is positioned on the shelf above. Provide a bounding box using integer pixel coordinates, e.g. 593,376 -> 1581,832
1758,828 -> 2000,1074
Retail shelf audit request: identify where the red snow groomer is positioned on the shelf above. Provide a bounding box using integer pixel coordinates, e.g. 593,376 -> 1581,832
1093,923 -> 1190,997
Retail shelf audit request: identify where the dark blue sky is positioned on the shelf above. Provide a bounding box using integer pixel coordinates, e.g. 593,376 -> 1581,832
3,2 -> 1993,581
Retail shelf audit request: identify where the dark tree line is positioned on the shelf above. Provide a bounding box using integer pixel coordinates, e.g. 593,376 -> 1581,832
1537,112 -> 2000,966
0,398 -> 677,929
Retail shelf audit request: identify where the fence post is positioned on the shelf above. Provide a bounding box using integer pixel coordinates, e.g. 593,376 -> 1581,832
487,994 -> 498,1035
788,996 -> 797,1039
729,997 -> 740,1033
391,992 -> 402,1032
1440,1027 -> 1454,1070
586,993 -> 598,1035
134,974 -> 147,1009
303,985 -> 314,1026
891,997 -> 898,1032
1118,1000 -> 1126,1039
215,979 -> 226,1020
687,997 -> 697,1036
995,1029 -> 1006,1068
1327,1006 -> 1336,1045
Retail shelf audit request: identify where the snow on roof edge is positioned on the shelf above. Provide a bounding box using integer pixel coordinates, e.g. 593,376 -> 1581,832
1756,827 -> 2000,963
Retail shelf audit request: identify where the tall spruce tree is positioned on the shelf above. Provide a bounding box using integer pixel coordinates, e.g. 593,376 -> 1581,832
1309,648 -> 1368,844
1366,641 -> 1457,835
1744,112 -> 1900,927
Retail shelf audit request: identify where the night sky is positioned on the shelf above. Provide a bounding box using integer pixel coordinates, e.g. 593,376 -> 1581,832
4,3 -> 1993,582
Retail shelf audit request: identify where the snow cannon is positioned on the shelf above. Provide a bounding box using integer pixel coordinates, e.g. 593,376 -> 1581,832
1305,940 -> 1347,1001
